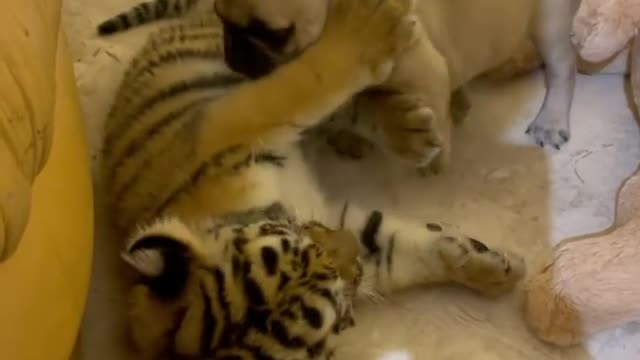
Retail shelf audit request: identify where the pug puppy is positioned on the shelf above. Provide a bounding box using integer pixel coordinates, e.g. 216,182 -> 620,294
214,0 -> 581,173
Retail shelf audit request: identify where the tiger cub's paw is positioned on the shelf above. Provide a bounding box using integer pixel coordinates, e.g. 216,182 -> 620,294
319,0 -> 419,84
437,236 -> 526,297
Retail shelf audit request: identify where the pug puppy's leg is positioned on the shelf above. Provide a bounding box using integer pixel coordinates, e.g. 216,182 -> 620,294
378,32 -> 453,175
526,0 -> 579,149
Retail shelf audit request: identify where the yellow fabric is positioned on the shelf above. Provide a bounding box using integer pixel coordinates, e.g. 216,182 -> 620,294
0,0 -> 62,259
0,0 -> 94,359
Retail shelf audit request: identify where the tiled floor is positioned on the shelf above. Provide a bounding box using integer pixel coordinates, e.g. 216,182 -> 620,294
65,0 -> 640,359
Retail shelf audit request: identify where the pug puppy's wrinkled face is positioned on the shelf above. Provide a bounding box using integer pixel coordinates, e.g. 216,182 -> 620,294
214,0 -> 329,78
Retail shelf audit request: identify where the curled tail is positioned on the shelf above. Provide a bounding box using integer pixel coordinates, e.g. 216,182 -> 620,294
97,0 -> 201,35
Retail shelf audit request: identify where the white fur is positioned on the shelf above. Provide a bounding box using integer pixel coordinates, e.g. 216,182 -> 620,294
122,249 -> 166,277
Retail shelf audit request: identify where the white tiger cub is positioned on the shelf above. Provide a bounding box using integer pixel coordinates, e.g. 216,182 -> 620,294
101,0 -> 526,358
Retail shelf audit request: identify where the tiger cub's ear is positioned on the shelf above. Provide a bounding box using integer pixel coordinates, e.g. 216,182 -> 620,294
122,218 -> 200,298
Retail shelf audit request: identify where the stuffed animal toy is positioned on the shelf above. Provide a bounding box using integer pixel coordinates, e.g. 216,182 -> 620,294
571,0 -> 640,64
524,0 -> 640,346
525,155 -> 640,346
486,0 -> 639,78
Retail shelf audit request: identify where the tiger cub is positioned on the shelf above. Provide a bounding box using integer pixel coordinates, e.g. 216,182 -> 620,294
100,0 -> 526,359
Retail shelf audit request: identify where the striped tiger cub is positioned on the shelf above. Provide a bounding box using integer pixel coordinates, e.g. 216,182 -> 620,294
100,0 -> 526,359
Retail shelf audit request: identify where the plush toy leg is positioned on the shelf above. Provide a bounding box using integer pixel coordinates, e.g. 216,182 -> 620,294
525,217 -> 640,345
525,169 -> 640,346
632,36 -> 640,114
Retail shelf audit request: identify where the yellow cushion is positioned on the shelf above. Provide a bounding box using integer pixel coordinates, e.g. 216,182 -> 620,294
0,0 -> 61,259
0,0 -> 94,359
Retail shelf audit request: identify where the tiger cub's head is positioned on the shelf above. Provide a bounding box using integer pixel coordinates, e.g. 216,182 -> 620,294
122,211 -> 362,359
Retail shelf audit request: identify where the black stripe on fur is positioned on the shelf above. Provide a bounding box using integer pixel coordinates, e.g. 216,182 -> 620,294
386,233 -> 396,276
361,211 -> 382,255
122,73 -> 243,134
150,149 -> 285,220
301,302 -> 324,329
133,5 -> 147,25
260,246 -> 279,276
339,202 -> 349,229
155,0 -> 170,17
97,13 -> 132,35
147,145 -> 242,219
113,97 -> 211,180
130,49 -> 226,83
199,281 -> 217,355
105,72 -> 243,151
97,0 -> 202,36
212,267 -> 231,342
270,319 -> 306,349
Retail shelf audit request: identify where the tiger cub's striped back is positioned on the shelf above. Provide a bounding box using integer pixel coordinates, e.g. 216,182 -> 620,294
102,16 -> 246,232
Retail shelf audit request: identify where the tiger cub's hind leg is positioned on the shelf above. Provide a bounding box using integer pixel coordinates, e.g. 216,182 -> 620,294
386,227 -> 526,297
334,204 -> 526,297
